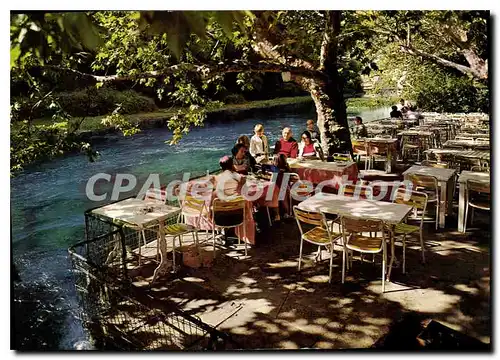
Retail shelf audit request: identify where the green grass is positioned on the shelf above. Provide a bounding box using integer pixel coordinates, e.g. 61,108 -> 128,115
18,96 -> 313,133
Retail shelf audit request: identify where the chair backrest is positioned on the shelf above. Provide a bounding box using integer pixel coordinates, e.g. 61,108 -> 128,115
293,206 -> 325,228
394,187 -> 428,212
455,136 -> 474,141
333,153 -> 352,162
406,174 -> 438,192
340,216 -> 385,235
466,180 -> 490,195
181,194 -> 207,218
144,186 -> 167,203
339,183 -> 373,200
212,196 -> 246,227
470,166 -> 489,173
451,156 -> 481,172
421,160 -> 449,169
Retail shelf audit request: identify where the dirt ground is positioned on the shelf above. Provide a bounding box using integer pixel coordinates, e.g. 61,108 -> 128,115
128,208 -> 490,350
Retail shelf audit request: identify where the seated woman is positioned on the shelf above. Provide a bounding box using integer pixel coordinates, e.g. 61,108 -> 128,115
232,143 -> 254,175
298,131 -> 325,160
214,156 -> 246,199
231,135 -> 257,172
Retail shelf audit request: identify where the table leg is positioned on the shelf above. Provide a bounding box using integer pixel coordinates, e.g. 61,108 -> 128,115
151,220 -> 171,284
439,182 -> 447,228
386,228 -> 395,282
446,177 -> 455,216
458,182 -> 466,233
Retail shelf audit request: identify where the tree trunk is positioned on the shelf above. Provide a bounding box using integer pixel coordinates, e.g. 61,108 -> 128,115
313,11 -> 352,156
307,79 -> 351,156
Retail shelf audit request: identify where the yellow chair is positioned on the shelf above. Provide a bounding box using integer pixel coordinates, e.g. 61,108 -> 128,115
212,196 -> 247,257
421,160 -> 449,169
338,183 -> 373,200
293,206 -> 342,283
406,174 -> 439,230
161,194 -> 207,270
340,216 -> 388,293
392,188 -> 428,273
333,153 -> 353,162
465,180 -> 490,232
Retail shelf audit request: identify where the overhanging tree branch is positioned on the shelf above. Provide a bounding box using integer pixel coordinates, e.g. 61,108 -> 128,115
44,61 -> 326,83
399,44 -> 488,80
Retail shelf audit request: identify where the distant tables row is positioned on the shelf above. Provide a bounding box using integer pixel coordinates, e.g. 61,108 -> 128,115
402,166 -> 490,233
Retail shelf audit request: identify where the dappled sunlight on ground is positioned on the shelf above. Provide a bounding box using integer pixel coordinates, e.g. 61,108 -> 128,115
123,211 -> 490,349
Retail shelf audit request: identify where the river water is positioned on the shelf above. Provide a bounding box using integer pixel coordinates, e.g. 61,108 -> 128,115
11,105 -> 391,350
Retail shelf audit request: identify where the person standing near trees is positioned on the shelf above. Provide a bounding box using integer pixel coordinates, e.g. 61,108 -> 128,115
249,124 -> 269,164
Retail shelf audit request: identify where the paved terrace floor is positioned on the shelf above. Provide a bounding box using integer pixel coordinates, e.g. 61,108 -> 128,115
126,207 -> 490,350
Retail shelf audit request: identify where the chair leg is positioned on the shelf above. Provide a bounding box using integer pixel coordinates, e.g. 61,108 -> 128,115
464,203 -> 469,233
298,238 -> 304,271
342,248 -> 346,284
435,202 -> 439,230
372,254 -> 375,263
419,229 -> 425,264
212,228 -> 216,255
172,236 -> 176,270
328,243 -> 334,283
266,207 -> 272,227
192,231 -> 202,266
382,249 -> 386,293
470,207 -> 475,225
402,234 -> 406,274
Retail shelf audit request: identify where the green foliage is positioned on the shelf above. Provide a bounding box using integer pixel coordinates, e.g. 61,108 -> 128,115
100,106 -> 141,136
406,67 -> 489,113
58,87 -> 157,116
224,93 -> 246,104
13,87 -> 157,119
10,120 -> 98,175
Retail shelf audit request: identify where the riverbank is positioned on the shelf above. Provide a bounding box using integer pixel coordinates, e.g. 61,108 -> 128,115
19,95 -> 399,136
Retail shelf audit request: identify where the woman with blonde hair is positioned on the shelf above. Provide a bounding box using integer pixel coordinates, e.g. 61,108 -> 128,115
250,124 -> 269,164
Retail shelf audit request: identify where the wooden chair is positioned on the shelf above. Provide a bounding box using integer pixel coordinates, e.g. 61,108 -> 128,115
212,196 -> 247,256
333,153 -> 353,162
338,183 -> 373,200
406,174 -> 440,230
465,180 -> 490,232
289,173 -> 314,216
159,194 -> 207,269
294,206 -> 342,283
421,160 -> 449,169
340,216 -> 388,293
352,139 -> 370,170
392,188 -> 428,272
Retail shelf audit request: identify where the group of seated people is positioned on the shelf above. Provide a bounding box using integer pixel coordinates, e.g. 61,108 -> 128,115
390,99 -> 421,119
229,120 -> 324,176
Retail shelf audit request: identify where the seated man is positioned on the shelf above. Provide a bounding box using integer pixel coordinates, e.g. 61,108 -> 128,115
390,105 -> 403,119
273,127 -> 298,158
353,116 -> 368,139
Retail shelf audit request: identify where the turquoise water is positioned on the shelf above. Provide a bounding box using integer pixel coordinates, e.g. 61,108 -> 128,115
11,105 -> 391,350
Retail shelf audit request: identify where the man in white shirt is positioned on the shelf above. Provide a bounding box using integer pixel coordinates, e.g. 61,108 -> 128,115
249,124 -> 269,164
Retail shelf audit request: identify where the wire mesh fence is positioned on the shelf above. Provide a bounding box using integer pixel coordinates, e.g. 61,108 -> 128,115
69,226 -> 234,350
